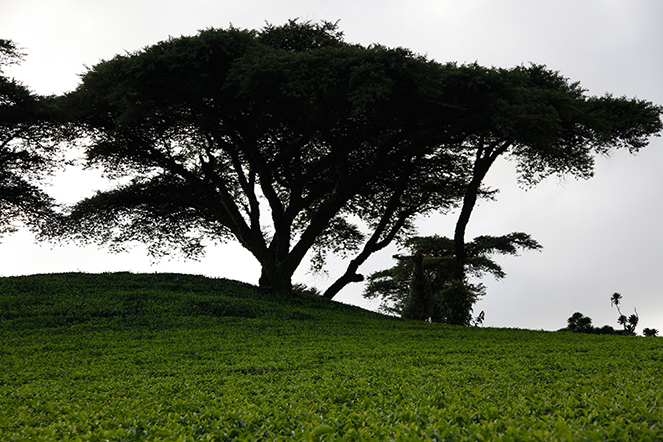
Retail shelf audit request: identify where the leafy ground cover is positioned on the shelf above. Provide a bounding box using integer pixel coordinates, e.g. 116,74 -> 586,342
1,273 -> 662,441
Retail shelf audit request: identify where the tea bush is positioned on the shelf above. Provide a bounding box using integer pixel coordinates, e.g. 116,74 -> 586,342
1,273 -> 662,440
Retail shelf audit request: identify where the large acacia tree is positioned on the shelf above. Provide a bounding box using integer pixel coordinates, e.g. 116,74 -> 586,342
50,21 -> 661,299
54,21 -> 470,295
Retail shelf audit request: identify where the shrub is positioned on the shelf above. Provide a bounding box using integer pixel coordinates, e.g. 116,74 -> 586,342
643,328 -> 659,337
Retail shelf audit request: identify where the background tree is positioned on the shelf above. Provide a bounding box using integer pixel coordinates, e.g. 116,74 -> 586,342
567,312 -> 594,334
442,64 -> 662,318
51,21 -> 470,295
363,232 -> 541,323
642,328 -> 659,337
564,312 -> 620,334
399,248 -> 433,321
0,39 -> 63,240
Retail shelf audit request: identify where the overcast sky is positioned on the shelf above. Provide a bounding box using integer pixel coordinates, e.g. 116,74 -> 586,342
2,0 -> 662,331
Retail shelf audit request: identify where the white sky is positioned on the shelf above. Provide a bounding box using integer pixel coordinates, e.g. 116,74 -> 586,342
2,0 -> 662,331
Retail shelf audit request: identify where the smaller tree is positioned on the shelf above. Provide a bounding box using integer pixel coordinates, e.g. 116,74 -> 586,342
400,248 -> 433,321
564,312 -> 619,334
363,232 -> 541,324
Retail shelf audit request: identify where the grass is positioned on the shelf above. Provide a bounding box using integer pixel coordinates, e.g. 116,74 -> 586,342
1,272 -> 662,441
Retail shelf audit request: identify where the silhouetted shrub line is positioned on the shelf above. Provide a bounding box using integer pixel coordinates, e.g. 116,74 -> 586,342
565,293 -> 659,337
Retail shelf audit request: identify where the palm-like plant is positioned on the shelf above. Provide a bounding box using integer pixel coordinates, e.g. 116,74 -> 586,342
610,292 -> 623,312
611,293 -> 638,335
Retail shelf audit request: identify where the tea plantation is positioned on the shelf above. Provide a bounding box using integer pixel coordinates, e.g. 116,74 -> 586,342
1,273 -> 662,441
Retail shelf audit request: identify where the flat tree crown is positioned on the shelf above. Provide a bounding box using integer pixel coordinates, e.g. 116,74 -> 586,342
44,20 -> 662,299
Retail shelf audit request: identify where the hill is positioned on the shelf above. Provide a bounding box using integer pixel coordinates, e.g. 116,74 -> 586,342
0,272 -> 378,329
1,272 -> 662,441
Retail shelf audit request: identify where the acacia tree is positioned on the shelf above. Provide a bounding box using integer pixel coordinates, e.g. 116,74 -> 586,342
440,64 -> 662,313
0,39 -> 62,239
46,23 -> 662,299
52,21 -> 470,295
363,233 -> 541,323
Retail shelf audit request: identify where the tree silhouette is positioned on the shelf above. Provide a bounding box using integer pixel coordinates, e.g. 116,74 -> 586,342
0,39 -> 63,240
567,312 -> 594,333
642,328 -> 659,337
50,21 -> 470,295
43,21 -> 663,301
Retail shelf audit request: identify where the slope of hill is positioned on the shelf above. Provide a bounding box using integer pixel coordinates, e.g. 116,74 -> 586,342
1,273 -> 662,441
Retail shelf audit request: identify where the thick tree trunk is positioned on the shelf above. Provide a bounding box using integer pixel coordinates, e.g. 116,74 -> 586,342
258,266 -> 294,294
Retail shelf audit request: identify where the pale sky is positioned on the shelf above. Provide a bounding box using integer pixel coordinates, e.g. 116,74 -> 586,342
2,0 -> 662,331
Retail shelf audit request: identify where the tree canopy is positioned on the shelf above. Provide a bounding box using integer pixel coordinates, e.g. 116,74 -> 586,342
52,21 -> 470,295
367,63 -> 661,324
0,39 -> 63,239
42,20 -> 662,301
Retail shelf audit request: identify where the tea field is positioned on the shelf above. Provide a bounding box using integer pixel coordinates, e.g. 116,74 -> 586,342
1,273 -> 662,441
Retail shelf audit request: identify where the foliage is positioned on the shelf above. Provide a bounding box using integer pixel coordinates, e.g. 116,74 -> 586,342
363,232 -> 541,324
2,273 -> 663,440
472,310 -> 485,327
564,312 -> 624,336
48,20 -> 662,301
0,40 -> 64,239
49,20 -> 470,296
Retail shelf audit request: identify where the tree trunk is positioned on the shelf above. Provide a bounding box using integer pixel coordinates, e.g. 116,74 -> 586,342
322,270 -> 364,300
401,248 -> 432,321
258,266 -> 293,294
453,142 -> 509,281
453,173 -> 482,281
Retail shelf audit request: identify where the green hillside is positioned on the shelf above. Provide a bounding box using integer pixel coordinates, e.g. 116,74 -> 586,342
1,273 -> 662,441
